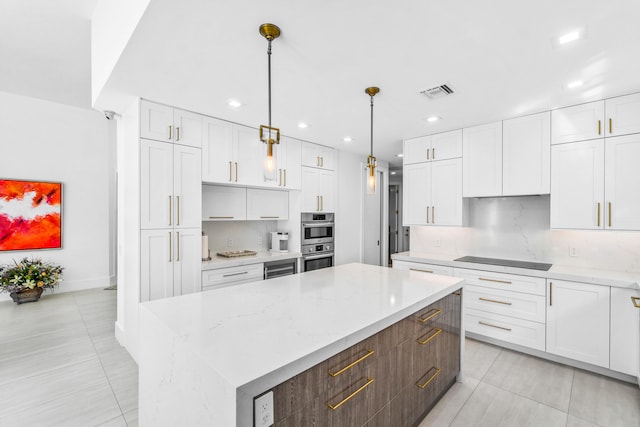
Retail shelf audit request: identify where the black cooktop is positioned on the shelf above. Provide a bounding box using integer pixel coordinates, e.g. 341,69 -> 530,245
453,256 -> 552,271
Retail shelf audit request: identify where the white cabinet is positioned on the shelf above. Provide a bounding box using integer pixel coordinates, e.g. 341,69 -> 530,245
463,121 -> 503,197
392,260 -> 453,276
202,185 -> 246,221
302,142 -> 334,170
610,287 -> 640,376
604,134 -> 640,230
546,279 -> 610,368
140,100 -> 202,148
605,92 -> 640,137
140,228 -> 202,302
246,188 -> 289,220
141,139 -> 201,229
551,101 -> 604,144
550,140 -> 604,229
201,263 -> 264,291
301,168 -> 334,212
403,135 -> 430,164
404,130 -> 463,165
269,136 -> 301,190
502,112 -> 550,195
403,159 -> 464,226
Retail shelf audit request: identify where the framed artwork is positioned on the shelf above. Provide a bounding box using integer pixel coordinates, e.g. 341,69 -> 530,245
0,179 -> 62,251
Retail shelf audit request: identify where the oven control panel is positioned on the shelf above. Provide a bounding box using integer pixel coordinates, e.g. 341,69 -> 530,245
303,243 -> 333,254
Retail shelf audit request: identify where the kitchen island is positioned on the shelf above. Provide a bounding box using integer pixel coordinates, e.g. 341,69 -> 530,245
138,263 -> 464,426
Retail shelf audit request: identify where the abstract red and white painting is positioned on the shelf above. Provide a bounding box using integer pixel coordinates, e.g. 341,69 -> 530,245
0,179 -> 62,251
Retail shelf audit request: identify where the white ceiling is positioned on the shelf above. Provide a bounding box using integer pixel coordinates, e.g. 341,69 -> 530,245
4,1 -> 640,168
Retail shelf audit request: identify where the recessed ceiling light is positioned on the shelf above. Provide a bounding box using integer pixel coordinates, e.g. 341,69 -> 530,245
343,137 -> 352,142
226,99 -> 243,108
567,80 -> 584,89
298,122 -> 309,129
558,30 -> 581,45
396,153 -> 403,158
426,116 -> 440,123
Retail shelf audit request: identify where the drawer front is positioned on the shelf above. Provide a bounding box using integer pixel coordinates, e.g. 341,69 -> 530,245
465,284 -> 546,323
466,308 -> 545,351
454,268 -> 545,296
201,263 -> 263,288
393,260 -> 453,276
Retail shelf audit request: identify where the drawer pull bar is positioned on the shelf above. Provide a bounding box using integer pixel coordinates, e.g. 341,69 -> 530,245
479,277 -> 512,284
417,328 -> 442,345
418,308 -> 442,323
260,216 -> 280,219
416,367 -> 441,389
410,268 -> 434,274
327,377 -> 374,410
209,216 -> 234,219
479,321 -> 512,331
328,349 -> 375,377
631,296 -> 640,308
479,297 -> 512,306
222,271 -> 249,278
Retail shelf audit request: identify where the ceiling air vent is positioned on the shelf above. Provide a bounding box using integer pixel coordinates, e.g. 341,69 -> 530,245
419,84 -> 454,99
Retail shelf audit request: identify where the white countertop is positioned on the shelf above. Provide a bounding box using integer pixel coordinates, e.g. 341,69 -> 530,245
392,251 -> 640,289
201,250 -> 301,270
139,263 -> 463,421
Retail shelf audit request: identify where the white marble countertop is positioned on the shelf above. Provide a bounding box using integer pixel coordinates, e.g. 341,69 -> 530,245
139,263 -> 464,425
392,251 -> 640,289
201,250 -> 301,270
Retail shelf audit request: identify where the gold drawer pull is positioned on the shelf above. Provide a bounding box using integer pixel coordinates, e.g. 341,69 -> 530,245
417,328 -> 442,345
260,216 -> 280,219
609,118 -> 613,134
209,216 -> 234,219
479,277 -> 512,284
631,296 -> 640,308
479,321 -> 512,331
598,119 -> 601,135
328,349 -> 375,377
416,367 -> 441,389
410,268 -> 434,274
327,377 -> 374,410
479,297 -> 512,306
418,308 -> 442,323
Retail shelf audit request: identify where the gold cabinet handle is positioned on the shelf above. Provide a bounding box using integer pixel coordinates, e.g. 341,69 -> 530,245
432,206 -> 435,224
279,169 -> 282,186
168,232 -> 172,262
598,120 -> 601,135
228,161 -> 232,181
321,195 -> 323,211
176,195 -> 180,226
427,148 -> 430,160
260,216 -> 280,219
478,321 -> 512,331
317,195 -> 320,211
327,378 -> 374,410
284,169 -> 287,187
479,277 -> 512,284
235,162 -> 238,182
223,271 -> 248,278
417,328 -> 442,345
168,125 -> 172,140
426,207 -> 429,224
209,216 -> 234,219
549,281 -> 553,306
410,268 -> 434,273
176,231 -> 180,261
432,147 -> 435,159
418,308 -> 442,323
168,196 -> 172,226
479,297 -> 512,306
608,202 -> 612,227
328,349 -> 375,377
609,118 -> 613,134
317,156 -> 320,167
321,157 -> 324,167
631,296 -> 640,308
597,202 -> 601,227
176,126 -> 180,141
416,367 -> 441,389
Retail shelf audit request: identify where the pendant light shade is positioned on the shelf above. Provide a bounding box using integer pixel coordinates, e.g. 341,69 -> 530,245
259,23 -> 281,181
365,87 -> 380,195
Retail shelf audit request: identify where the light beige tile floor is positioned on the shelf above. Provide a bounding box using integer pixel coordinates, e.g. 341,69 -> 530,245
1,288 -> 639,427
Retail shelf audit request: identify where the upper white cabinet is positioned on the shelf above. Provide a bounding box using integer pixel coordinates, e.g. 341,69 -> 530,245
301,168 -> 334,212
502,112 -> 550,196
610,287 -> 640,376
140,140 -> 202,229
302,142 -> 335,170
403,163 -> 430,225
463,122 -> 503,197
605,92 -> 640,137
551,101 -> 604,145
546,279 -> 610,368
246,188 -> 289,220
404,130 -> 462,165
202,185 -> 246,221
202,117 -> 234,183
270,136 -> 302,190
140,100 -> 202,148
604,134 -> 640,230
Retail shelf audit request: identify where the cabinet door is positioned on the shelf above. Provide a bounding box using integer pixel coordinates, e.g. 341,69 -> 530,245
319,146 -> 335,170
202,185 -> 246,220
546,279 -> 610,367
234,125 -> 263,185
319,170 -> 335,212
550,140 -> 604,229
551,101 -> 604,144
431,158 -> 463,226
403,163 -> 430,225
140,229 -> 174,302
503,112 -> 550,196
282,137 -> 301,189
173,108 -> 202,148
140,139 -> 174,229
173,228 -> 202,296
462,122 -> 502,197
605,134 -> 640,230
173,145 -> 201,229
605,92 -> 640,137
431,129 -> 462,161
202,117 -> 234,183
404,136 -> 431,164
610,287 -> 639,376
140,100 -> 173,142
301,142 -> 322,168
301,167 -> 320,212
246,188 -> 289,220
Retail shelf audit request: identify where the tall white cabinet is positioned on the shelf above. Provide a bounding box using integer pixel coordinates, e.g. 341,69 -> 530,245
462,122 -> 502,197
301,142 -> 335,213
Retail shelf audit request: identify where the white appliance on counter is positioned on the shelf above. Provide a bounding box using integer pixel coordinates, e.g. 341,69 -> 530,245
270,232 -> 289,253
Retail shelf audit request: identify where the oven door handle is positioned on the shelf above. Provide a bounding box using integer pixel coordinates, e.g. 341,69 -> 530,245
302,222 -> 334,228
303,253 -> 334,261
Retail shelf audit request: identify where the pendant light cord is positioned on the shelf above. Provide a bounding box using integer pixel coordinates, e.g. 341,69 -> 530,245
370,95 -> 374,157
267,39 -> 272,139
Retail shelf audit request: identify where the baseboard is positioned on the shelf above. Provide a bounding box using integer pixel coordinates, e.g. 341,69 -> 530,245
115,321 -> 126,347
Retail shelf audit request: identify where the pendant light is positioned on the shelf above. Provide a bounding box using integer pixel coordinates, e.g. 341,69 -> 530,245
259,23 -> 281,181
365,86 -> 380,195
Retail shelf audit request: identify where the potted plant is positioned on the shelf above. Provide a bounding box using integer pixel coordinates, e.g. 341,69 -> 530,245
0,257 -> 63,304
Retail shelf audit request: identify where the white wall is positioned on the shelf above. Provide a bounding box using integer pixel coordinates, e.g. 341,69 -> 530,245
0,91 -> 115,299
336,150 -> 363,264
410,195 -> 640,272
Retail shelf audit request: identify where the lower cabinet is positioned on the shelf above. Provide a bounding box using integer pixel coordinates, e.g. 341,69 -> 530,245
269,290 -> 461,426
201,263 -> 264,292
392,260 -> 453,276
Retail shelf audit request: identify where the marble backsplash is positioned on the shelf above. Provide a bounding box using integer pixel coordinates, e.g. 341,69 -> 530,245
410,195 -> 640,272
202,221 -> 278,252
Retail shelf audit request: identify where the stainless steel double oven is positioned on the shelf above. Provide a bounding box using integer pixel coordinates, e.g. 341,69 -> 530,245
301,212 -> 334,272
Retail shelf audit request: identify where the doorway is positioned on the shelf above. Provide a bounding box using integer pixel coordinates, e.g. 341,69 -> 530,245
363,169 -> 384,266
388,184 -> 399,265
